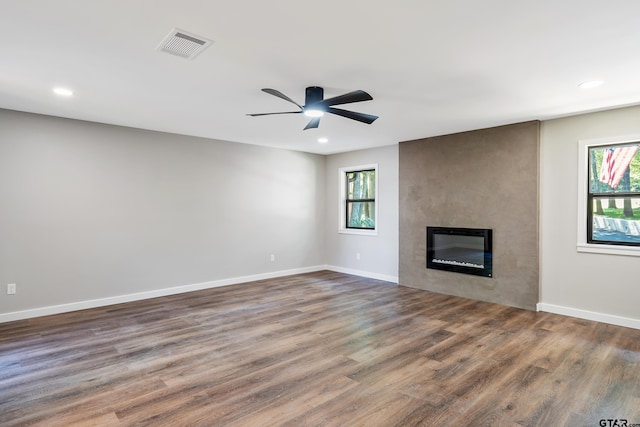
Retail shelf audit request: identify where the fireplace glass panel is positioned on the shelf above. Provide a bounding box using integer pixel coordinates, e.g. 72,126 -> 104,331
432,234 -> 485,269
426,227 -> 492,277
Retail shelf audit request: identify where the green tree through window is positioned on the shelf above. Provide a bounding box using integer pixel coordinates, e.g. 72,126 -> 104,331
346,169 -> 376,229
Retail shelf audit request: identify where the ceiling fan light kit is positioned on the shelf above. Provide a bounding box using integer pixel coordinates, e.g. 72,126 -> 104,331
248,86 -> 378,130
304,109 -> 324,118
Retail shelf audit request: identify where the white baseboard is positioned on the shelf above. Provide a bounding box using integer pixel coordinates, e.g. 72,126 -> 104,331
17,268 -> 635,331
537,302 -> 640,330
0,265 -> 326,324
325,265 -> 399,284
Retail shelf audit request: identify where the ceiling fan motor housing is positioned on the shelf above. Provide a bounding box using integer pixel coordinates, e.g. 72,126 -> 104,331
305,86 -> 324,106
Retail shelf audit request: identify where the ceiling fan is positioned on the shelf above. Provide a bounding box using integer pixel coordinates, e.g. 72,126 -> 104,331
247,86 -> 378,130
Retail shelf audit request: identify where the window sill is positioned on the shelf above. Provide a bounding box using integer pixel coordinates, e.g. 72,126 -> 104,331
577,243 -> 640,257
339,228 -> 378,237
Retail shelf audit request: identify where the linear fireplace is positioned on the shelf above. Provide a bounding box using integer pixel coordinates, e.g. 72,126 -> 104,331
426,227 -> 493,277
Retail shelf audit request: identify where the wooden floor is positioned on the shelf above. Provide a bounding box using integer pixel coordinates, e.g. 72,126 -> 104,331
1,271 -> 639,426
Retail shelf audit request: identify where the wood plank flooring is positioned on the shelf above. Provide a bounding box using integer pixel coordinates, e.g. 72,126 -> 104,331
1,270 -> 639,426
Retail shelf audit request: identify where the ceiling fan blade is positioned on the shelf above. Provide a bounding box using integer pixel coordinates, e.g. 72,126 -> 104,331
318,90 -> 373,108
246,111 -> 302,117
262,88 -> 303,109
326,107 -> 378,124
303,117 -> 321,130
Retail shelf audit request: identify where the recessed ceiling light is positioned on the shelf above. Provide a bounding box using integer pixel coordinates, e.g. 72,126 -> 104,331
578,80 -> 604,89
318,137 -> 329,144
53,87 -> 74,97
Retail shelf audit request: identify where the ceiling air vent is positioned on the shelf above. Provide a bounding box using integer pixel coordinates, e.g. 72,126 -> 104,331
157,28 -> 213,60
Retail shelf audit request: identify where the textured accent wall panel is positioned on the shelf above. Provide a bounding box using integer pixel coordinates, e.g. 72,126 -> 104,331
399,121 -> 540,310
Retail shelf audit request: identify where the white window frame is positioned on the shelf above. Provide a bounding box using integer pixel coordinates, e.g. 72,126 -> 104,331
339,164 -> 378,236
577,134 -> 640,256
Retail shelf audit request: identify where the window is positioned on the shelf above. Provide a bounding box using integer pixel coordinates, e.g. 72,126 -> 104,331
339,164 -> 378,235
346,169 -> 376,229
578,136 -> 640,255
587,142 -> 640,246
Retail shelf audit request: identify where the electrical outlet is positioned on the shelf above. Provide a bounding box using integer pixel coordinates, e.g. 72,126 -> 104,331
7,283 -> 16,295
270,254 -> 275,262
356,253 -> 361,260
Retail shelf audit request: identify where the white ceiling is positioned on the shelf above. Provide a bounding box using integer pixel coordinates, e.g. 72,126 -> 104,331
2,1 -> 640,155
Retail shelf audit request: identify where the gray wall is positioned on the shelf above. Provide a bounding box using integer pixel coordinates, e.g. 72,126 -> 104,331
324,145 -> 399,282
540,105 -> 640,323
0,109 -> 325,315
399,121 -> 540,310
7,102 -> 639,326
